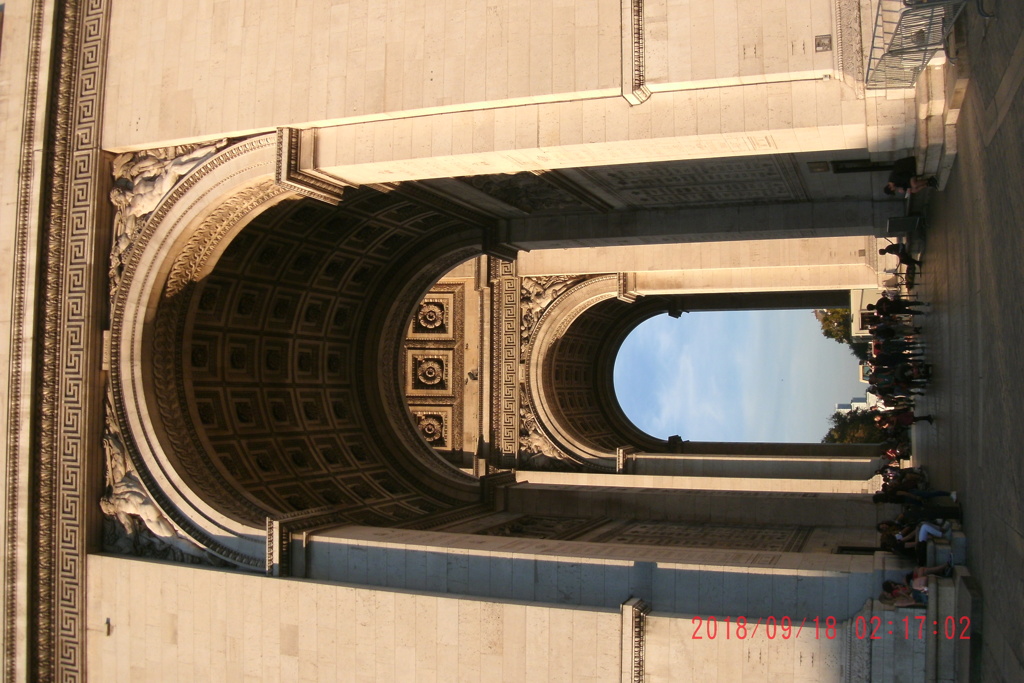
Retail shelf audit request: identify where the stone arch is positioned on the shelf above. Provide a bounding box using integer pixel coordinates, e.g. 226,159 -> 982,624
523,278 -> 705,471
519,276 -> 869,472
110,136 -> 488,566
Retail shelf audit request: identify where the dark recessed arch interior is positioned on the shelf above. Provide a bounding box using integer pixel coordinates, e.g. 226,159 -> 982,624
162,189 -> 485,526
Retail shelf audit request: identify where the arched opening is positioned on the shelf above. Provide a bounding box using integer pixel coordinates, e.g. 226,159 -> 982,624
614,310 -> 866,442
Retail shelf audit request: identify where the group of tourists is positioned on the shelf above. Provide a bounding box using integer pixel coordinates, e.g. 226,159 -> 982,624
863,293 -> 932,410
873,464 -> 959,605
865,223 -> 959,607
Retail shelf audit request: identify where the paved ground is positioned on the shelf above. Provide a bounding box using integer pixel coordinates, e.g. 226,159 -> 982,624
910,3 -> 1024,681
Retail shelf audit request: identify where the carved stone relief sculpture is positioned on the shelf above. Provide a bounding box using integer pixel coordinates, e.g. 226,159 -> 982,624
108,140 -> 228,299
516,276 -> 587,469
520,275 -> 583,343
100,394 -> 211,563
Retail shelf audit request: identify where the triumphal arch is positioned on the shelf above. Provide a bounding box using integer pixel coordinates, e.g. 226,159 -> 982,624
1,0 -> 958,679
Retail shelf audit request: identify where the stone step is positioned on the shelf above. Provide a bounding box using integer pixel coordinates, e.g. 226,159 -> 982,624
926,532 -> 967,566
869,598 -> 930,683
926,575 -> 938,683
936,576 -> 957,683
954,565 -> 983,683
895,604 -> 929,683
870,599 -> 890,683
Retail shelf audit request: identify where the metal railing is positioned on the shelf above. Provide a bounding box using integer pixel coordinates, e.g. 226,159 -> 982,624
865,0 -> 968,90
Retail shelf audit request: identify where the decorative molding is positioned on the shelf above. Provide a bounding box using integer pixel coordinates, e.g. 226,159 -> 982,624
476,515 -> 609,540
6,0 -> 51,676
265,505 -> 352,577
490,259 -> 521,467
479,471 -> 517,508
620,597 -> 652,683
31,0 -> 116,678
461,172 -> 592,214
532,170 -> 616,213
616,446 -> 638,473
620,0 -> 651,105
275,127 -> 349,204
483,223 -> 521,261
575,155 -> 809,209
617,272 -> 639,303
392,503 -> 492,531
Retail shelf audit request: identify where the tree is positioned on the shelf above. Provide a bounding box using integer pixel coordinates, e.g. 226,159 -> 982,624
822,408 -> 886,443
815,308 -> 870,361
816,308 -> 852,343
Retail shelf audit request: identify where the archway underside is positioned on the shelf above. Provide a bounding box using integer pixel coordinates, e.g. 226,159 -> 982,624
111,143 -> 883,550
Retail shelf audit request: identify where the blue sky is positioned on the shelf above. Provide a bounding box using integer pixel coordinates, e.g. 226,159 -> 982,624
613,310 -> 866,443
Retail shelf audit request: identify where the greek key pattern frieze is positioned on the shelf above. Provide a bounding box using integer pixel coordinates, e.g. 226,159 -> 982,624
493,266 -> 521,464
34,0 -> 113,678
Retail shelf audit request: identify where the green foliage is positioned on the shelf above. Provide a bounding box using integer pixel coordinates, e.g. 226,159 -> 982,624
815,309 -> 870,361
822,408 -> 886,443
816,308 -> 852,344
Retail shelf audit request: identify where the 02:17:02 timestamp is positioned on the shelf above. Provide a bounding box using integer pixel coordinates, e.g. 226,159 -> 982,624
855,615 -> 971,640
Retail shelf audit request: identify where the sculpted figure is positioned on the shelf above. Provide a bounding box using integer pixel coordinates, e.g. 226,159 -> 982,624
109,141 -> 223,220
109,140 -> 226,296
100,408 -> 208,562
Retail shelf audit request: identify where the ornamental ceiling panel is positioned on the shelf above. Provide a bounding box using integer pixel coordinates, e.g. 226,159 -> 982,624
154,190 -> 478,523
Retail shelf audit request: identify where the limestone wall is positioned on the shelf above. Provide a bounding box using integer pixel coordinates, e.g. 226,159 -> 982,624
86,554 -> 621,682
301,526 -> 877,621
102,0 -> 622,149
100,0 -> 915,162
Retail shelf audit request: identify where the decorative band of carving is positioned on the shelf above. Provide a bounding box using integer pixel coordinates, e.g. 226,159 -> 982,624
490,259 -> 521,466
621,0 -> 651,105
39,0 -> 114,678
7,0 -> 50,677
621,597 -> 651,683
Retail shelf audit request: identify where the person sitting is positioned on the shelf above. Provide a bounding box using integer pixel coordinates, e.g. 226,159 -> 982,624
883,157 -> 938,196
881,560 -> 951,606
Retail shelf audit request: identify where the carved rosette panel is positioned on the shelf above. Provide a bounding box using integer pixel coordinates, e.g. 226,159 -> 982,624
402,282 -> 465,457
407,352 -> 452,395
411,408 -> 451,448
411,297 -> 452,338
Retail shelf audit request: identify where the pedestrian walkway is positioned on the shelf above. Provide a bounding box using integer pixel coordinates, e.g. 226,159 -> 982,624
903,3 -> 1024,680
